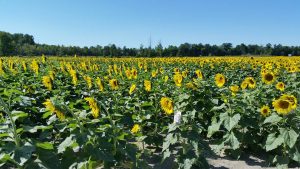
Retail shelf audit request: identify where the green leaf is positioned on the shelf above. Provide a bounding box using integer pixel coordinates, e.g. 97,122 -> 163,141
225,132 -> 240,150
36,142 -> 54,150
266,133 -> 284,151
58,135 -> 75,153
290,147 -> 300,162
14,142 -> 36,166
224,114 -> 240,131
280,128 -> 299,148
210,103 -> 226,112
11,111 -> 28,122
207,117 -> 221,138
263,113 -> 282,124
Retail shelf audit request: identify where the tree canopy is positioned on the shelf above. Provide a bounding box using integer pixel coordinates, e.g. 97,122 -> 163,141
1,31 -> 300,57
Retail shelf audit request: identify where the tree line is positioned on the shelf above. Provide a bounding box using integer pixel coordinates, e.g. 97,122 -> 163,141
1,31 -> 300,57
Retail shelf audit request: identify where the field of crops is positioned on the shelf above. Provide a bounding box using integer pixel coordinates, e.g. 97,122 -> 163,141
0,56 -> 300,169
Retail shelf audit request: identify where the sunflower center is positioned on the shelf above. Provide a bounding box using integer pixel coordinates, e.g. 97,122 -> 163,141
265,74 -> 273,81
279,100 -> 290,109
263,109 -> 268,114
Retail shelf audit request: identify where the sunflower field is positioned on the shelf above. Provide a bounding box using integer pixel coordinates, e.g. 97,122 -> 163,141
0,56 -> 300,169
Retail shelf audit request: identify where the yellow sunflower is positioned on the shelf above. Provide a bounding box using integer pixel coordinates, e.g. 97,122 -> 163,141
129,84 -> 136,95
174,74 -> 183,87
230,85 -> 239,96
109,79 -> 119,90
42,76 -> 52,90
144,80 -> 151,92
276,82 -> 285,91
43,99 -> 65,120
131,68 -> 138,79
241,80 -> 248,90
83,76 -> 92,89
260,105 -> 270,117
195,70 -> 203,80
85,97 -> 100,118
96,77 -> 104,92
245,77 -> 256,88
262,72 -> 275,84
215,73 -> 225,88
131,124 -> 141,134
160,97 -> 174,115
279,94 -> 297,110
272,99 -> 293,115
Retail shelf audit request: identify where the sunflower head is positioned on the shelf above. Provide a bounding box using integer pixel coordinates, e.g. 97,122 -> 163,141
109,79 -> 119,90
276,82 -> 285,91
195,70 -> 203,80
131,124 -> 141,134
215,73 -> 225,88
260,105 -> 270,117
42,76 -> 52,90
173,74 -> 183,87
272,99 -> 293,115
279,94 -> 297,109
129,84 -> 136,95
245,77 -> 256,88
160,97 -> 174,115
262,72 -> 275,84
144,80 -> 151,92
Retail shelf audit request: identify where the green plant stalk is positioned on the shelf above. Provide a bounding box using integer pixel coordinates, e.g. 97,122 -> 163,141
100,99 -> 117,156
0,96 -> 20,147
65,106 -> 84,133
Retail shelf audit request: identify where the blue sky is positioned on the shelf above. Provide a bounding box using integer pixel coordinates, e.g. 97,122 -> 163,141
0,0 -> 299,47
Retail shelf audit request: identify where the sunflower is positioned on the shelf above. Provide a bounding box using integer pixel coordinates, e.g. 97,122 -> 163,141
195,70 -> 203,80
125,69 -> 132,79
69,69 -> 78,86
245,77 -> 256,88
109,79 -> 119,90
144,80 -> 151,92
174,68 -> 180,74
43,99 -> 65,120
48,71 -> 55,81
186,82 -> 197,90
42,76 -> 52,90
152,70 -> 158,77
85,97 -> 100,118
131,124 -> 141,134
30,60 -> 39,75
215,73 -> 225,88
260,105 -> 270,117
174,74 -> 183,87
262,72 -> 275,84
182,71 -> 188,78
241,80 -> 248,90
131,68 -> 138,79
272,99 -> 293,115
279,94 -> 297,110
83,76 -> 92,89
96,77 -> 104,92
276,82 -> 285,91
230,85 -> 239,96
160,97 -> 174,115
159,67 -> 164,74
129,84 -> 136,95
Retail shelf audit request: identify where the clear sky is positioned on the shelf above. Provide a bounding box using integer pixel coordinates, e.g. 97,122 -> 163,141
0,0 -> 299,47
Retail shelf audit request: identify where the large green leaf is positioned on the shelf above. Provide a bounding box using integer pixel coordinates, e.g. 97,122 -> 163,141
280,128 -> 299,148
224,114 -> 240,131
57,135 -> 75,153
263,113 -> 282,124
266,133 -> 284,151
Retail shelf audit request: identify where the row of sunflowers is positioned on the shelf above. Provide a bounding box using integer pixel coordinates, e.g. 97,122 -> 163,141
0,56 -> 300,168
